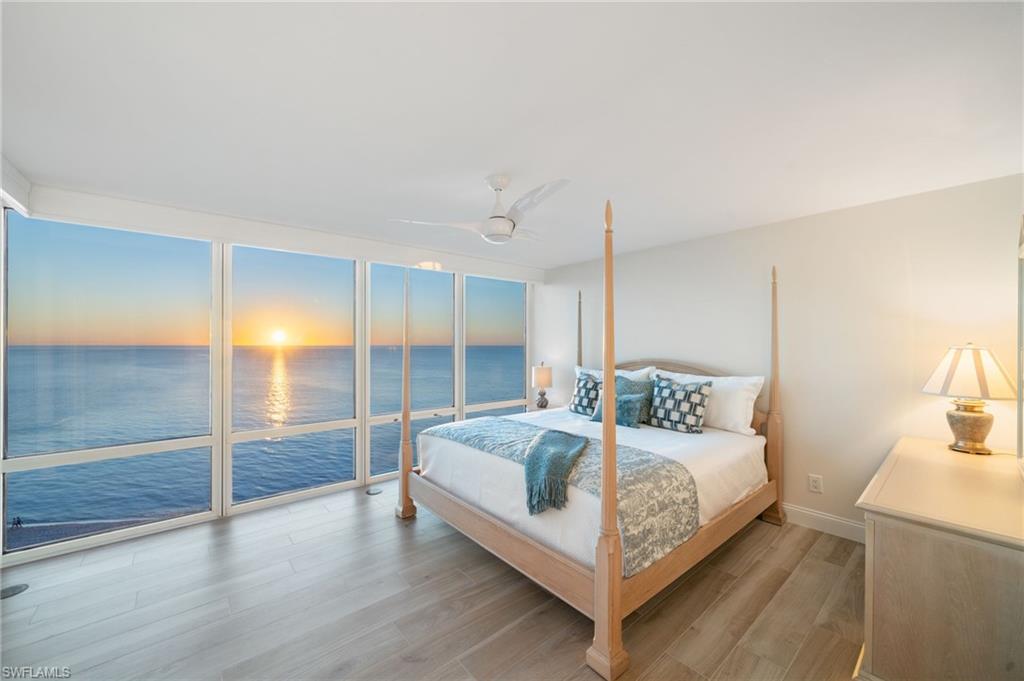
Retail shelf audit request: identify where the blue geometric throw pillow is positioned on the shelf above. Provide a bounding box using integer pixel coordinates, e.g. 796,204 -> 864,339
649,379 -> 712,433
569,374 -> 601,416
590,393 -> 644,428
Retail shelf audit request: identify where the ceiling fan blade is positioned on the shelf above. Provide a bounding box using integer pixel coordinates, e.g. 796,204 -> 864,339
506,179 -> 569,226
390,219 -> 483,234
514,228 -> 543,242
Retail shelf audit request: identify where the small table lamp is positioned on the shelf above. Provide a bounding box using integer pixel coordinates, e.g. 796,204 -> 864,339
922,343 -> 1017,454
532,362 -> 553,409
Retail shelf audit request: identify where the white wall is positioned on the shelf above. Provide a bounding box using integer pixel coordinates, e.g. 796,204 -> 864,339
534,175 -> 1023,531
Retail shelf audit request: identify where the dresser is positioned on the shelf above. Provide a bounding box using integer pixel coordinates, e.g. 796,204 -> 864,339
854,437 -> 1024,681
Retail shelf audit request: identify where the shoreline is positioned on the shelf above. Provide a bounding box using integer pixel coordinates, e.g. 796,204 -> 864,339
5,515 -> 205,551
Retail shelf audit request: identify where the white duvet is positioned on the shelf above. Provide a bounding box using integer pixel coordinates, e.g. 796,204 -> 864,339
418,407 -> 768,570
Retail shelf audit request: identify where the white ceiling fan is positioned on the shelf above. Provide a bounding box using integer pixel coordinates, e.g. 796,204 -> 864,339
392,174 -> 569,245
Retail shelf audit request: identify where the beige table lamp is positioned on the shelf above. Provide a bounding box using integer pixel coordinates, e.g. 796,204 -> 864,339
532,362 -> 553,409
922,343 -> 1016,454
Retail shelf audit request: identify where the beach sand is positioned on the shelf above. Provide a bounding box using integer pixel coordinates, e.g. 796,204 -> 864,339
6,518 -> 176,551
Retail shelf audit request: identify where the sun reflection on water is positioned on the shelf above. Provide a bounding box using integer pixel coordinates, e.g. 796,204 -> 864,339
265,347 -> 291,428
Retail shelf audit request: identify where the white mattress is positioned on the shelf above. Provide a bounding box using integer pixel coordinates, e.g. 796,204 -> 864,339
419,407 -> 768,570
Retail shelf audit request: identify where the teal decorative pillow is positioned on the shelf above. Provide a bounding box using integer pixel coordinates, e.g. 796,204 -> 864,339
614,375 -> 654,423
590,393 -> 644,428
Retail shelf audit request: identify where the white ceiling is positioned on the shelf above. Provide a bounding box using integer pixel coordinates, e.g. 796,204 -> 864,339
3,2 -> 1021,270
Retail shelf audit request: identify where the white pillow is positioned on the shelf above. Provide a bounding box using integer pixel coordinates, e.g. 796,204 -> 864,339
652,370 -> 764,435
576,365 -> 655,382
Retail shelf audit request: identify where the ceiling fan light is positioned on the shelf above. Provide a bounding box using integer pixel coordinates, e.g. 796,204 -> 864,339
481,216 -> 515,245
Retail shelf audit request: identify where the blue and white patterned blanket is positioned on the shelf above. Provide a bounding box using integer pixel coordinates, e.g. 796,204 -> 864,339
422,417 -> 700,577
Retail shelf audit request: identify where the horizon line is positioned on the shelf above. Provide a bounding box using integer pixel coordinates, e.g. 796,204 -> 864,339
6,342 -> 526,348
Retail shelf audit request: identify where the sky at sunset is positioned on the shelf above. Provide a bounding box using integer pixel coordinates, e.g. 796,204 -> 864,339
6,212 -> 526,347
371,263 -> 454,346
465,275 -> 526,346
7,212 -> 212,346
232,246 -> 355,346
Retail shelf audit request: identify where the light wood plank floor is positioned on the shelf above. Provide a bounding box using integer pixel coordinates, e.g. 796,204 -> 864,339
1,481 -> 863,681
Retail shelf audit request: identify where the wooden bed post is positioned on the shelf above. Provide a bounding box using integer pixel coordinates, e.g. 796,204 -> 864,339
396,268 -> 417,519
577,290 -> 583,367
586,201 -> 629,681
761,266 -> 785,525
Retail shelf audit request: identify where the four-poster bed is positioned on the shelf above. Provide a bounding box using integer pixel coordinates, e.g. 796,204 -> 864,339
394,201 -> 785,680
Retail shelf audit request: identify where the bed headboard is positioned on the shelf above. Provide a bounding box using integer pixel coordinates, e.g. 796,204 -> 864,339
612,267 -> 783,528
615,359 -> 768,435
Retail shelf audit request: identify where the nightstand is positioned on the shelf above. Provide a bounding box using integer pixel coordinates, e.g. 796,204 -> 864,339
854,437 -> 1024,681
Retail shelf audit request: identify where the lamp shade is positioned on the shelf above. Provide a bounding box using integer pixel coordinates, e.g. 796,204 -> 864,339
532,365 -> 553,389
922,344 -> 1016,400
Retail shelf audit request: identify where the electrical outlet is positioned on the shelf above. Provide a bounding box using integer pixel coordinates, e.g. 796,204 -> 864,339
808,474 -> 824,494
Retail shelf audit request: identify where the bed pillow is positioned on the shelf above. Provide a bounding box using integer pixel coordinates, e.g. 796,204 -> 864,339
649,378 -> 712,433
653,370 -> 764,436
569,374 -> 602,416
590,393 -> 644,428
611,375 -> 654,423
575,365 -> 655,382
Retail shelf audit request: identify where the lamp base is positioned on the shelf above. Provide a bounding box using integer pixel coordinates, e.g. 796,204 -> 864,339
536,390 -> 548,409
946,399 -> 993,455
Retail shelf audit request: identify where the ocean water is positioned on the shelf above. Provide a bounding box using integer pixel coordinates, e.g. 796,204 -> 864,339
4,344 -> 524,550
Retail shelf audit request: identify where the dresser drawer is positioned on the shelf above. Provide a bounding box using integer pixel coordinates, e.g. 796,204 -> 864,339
856,438 -> 1024,681
861,514 -> 1024,681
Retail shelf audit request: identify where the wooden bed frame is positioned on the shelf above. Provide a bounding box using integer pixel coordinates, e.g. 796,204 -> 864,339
395,202 -> 785,680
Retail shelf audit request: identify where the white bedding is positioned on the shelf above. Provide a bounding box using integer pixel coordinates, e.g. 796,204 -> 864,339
419,407 -> 768,570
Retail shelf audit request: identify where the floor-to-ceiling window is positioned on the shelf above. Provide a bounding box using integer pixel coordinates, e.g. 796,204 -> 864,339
368,264 -> 455,477
229,246 -> 357,505
1,207 -> 531,561
1,210 -> 216,552
463,275 -> 528,418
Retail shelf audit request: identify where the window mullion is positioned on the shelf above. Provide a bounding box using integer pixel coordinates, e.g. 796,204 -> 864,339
356,259 -> 369,486
0,435 -> 217,474
210,241 -> 225,517
230,417 -> 359,444
464,398 -> 529,413
525,282 -> 533,403
455,272 -> 465,420
1,208 -> 9,556
221,244 -> 234,514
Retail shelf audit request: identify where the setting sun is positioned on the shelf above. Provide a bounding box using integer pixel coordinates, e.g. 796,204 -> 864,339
270,329 -> 287,346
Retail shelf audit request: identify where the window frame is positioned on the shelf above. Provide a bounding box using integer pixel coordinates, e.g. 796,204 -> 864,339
223,244 -> 363,515
363,264 -> 531,483
463,273 -> 531,412
0,207 -> 224,563
364,262 -> 460,482
0,205 -> 533,565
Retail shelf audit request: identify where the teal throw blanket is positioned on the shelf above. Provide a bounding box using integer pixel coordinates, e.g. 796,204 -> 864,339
524,429 -> 588,515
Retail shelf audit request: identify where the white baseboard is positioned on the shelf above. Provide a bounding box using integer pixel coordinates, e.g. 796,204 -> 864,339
782,503 -> 865,544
